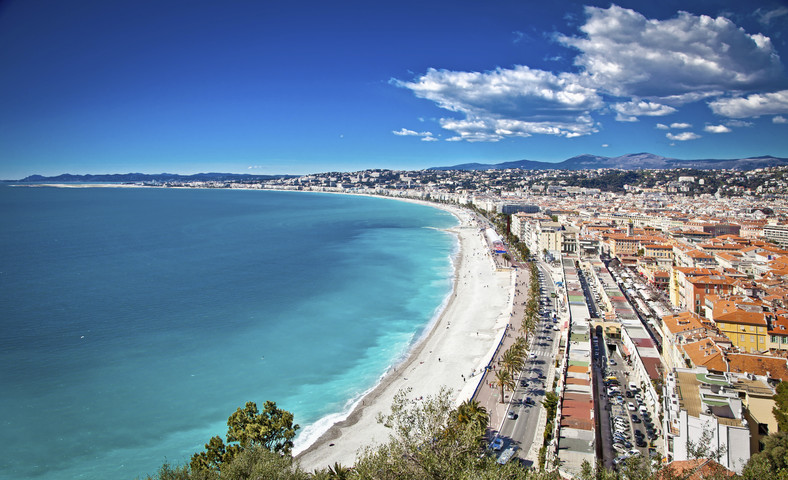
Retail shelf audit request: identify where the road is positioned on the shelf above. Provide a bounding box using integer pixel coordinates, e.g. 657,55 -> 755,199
495,260 -> 562,465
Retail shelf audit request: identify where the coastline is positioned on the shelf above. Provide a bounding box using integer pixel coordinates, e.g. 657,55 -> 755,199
22,183 -> 514,471
295,201 -> 513,471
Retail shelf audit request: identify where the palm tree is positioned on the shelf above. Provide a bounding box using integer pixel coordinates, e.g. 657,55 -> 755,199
494,369 -> 516,403
501,347 -> 524,375
326,462 -> 352,479
453,399 -> 489,434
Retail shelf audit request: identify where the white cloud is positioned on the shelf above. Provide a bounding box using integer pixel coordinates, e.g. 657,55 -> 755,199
670,122 -> 692,129
666,132 -> 701,141
655,123 -> 670,130
393,128 -> 436,140
612,100 -> 676,121
421,136 -> 438,142
558,5 -> 783,100
774,115 -> 788,124
393,128 -> 420,136
601,143 -> 609,147
708,90 -> 788,117
755,6 -> 788,25
392,65 -> 602,141
704,124 -> 731,133
726,119 -> 754,127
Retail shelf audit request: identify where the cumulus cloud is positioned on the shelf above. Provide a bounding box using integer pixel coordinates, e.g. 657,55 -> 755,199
612,100 -> 676,121
392,65 -> 602,141
392,127 -> 439,141
774,115 -> 788,124
704,124 -> 732,133
666,132 -> 701,141
557,5 -> 783,100
601,143 -> 609,147
670,122 -> 692,129
709,90 -> 788,117
393,4 -> 787,141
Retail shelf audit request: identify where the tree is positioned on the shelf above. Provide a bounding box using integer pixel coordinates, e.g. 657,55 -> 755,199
743,431 -> 788,480
190,401 -> 299,474
501,348 -> 525,376
452,399 -> 489,437
773,381 -> 788,432
354,387 -> 550,479
494,369 -> 516,403
226,401 -> 299,455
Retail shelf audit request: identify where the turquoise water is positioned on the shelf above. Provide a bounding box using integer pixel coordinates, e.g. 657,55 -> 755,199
0,186 -> 457,480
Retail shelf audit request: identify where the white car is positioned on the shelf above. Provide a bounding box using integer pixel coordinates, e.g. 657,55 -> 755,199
628,402 -> 636,411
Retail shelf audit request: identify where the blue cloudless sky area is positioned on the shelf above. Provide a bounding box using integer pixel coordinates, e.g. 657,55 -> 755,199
1,0 -> 788,178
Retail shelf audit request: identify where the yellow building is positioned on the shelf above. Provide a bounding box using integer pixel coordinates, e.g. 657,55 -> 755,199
714,310 -> 768,353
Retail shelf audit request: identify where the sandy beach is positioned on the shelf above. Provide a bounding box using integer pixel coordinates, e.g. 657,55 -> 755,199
295,202 -> 514,471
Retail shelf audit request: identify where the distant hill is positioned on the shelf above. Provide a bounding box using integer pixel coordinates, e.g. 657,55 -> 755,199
10,172 -> 295,183
429,153 -> 788,171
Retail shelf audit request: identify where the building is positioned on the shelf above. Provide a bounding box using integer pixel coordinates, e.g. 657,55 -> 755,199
663,368 -> 754,474
764,224 -> 788,247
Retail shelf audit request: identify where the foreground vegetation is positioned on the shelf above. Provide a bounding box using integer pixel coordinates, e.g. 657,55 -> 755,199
141,387 -> 788,480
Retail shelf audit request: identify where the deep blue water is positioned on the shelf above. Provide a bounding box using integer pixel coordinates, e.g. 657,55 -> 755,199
0,186 -> 457,480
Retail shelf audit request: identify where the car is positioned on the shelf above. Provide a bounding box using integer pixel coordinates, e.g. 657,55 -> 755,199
636,438 -> 647,448
628,402 -> 636,411
612,443 -> 628,454
628,449 -> 642,457
634,430 -> 644,438
520,379 -> 527,387
631,416 -> 641,424
507,410 -> 517,420
490,438 -> 504,451
625,391 -> 634,398
609,359 -> 617,365
529,353 -> 537,359
525,397 -> 535,405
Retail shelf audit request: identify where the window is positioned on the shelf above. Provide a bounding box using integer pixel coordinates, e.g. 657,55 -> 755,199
772,335 -> 778,343
751,335 -> 755,342
740,334 -> 745,342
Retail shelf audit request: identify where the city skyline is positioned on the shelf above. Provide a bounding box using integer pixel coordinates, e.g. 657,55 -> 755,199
2,0 -> 788,179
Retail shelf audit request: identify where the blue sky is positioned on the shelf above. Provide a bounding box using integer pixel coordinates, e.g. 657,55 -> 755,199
1,0 -> 788,178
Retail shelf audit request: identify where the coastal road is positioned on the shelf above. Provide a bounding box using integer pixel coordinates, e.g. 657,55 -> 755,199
494,262 -> 561,465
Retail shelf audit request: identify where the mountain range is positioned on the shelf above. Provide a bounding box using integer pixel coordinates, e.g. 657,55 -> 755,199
9,172 -> 294,183
429,153 -> 788,171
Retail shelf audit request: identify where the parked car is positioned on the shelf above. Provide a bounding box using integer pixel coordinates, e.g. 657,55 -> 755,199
507,410 -> 517,420
631,415 -> 641,423
490,438 -> 504,451
628,403 -> 636,411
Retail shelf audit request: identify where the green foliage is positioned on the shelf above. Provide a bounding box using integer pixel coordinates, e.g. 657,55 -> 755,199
743,431 -> 788,480
189,401 -> 299,475
773,381 -> 788,432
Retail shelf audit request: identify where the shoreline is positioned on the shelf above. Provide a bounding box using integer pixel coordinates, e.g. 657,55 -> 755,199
22,183 -> 513,470
295,200 -> 513,471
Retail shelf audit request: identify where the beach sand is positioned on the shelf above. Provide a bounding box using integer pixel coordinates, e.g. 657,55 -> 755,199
295,203 -> 514,471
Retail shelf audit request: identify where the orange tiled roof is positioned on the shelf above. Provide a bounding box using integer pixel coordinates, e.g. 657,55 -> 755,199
726,353 -> 788,381
683,338 -> 728,372
657,459 -> 736,479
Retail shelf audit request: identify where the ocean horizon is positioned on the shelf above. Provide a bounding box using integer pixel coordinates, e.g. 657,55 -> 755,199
0,186 -> 458,480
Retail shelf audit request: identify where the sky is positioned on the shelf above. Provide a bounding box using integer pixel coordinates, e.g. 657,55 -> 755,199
1,0 -> 788,178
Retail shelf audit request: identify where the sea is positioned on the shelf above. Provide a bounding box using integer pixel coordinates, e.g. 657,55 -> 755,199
0,185 -> 458,480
